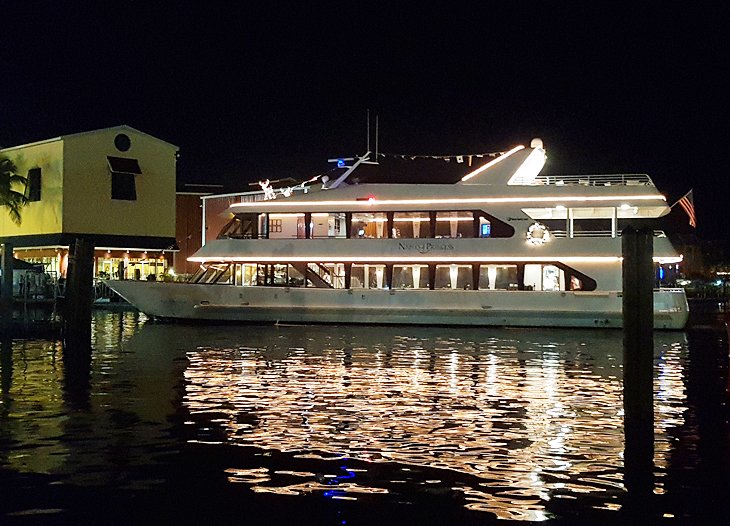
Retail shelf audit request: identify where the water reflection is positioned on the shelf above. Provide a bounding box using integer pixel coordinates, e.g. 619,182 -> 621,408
178,325 -> 688,521
0,313 -> 700,523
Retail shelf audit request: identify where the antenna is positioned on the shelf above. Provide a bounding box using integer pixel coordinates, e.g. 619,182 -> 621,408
366,109 -> 370,151
375,115 -> 379,160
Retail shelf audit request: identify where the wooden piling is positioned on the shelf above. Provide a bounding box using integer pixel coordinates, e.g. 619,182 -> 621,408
0,243 -> 13,331
621,226 -> 655,498
63,238 -> 95,348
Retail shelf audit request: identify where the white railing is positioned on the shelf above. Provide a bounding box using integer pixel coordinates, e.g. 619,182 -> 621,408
536,174 -> 654,187
550,230 -> 667,239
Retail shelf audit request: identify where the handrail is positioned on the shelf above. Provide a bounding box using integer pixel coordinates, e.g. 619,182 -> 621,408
550,230 -> 667,238
536,174 -> 655,187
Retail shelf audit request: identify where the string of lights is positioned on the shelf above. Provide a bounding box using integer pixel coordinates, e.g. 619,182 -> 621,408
376,150 -> 506,164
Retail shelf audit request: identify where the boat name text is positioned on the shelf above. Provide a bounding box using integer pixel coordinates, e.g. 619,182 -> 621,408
398,242 -> 455,254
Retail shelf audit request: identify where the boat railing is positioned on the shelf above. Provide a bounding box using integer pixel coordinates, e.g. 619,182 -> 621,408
550,229 -> 667,238
536,174 -> 655,187
551,230 -> 614,238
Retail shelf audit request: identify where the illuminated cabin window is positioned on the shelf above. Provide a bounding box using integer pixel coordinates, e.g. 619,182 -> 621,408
190,264 -> 231,284
264,213 -> 306,239
26,168 -> 41,202
524,264 -> 564,291
478,265 -> 519,290
392,264 -> 429,289
305,263 -> 345,287
435,211 -> 473,238
351,212 -> 388,238
257,264 -> 290,286
219,213 -> 265,239
312,212 -> 347,238
350,264 -> 388,288
108,156 -> 141,201
392,212 -> 431,238
434,264 -> 472,289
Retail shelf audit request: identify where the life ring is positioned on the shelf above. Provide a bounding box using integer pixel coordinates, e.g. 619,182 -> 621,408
526,222 -> 550,245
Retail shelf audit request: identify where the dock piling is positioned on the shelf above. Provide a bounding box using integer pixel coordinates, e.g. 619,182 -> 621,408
63,238 -> 95,350
0,243 -> 13,330
622,226 -> 655,501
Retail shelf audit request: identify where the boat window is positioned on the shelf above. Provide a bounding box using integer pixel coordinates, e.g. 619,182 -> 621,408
474,211 -> 514,238
191,264 -> 230,284
311,213 -> 347,238
350,264 -> 388,288
435,211 -> 473,238
241,264 -> 257,286
570,275 -> 583,291
571,218 -> 612,237
392,264 -> 429,289
434,264 -> 472,289
286,265 -> 305,286
218,213 -> 262,239
392,212 -> 431,238
478,265 -> 519,290
351,213 -> 388,238
306,263 -> 345,288
268,213 -> 302,239
524,264 -> 564,291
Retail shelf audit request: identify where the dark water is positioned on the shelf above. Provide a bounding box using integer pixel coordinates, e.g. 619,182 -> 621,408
1,309 -> 728,525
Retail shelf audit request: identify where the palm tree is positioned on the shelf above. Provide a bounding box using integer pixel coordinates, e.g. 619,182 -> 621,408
0,156 -> 27,225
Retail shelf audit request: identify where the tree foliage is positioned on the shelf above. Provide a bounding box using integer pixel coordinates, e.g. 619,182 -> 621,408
0,156 -> 28,225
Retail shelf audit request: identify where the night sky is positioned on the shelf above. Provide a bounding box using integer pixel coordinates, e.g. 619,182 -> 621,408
2,3 -> 727,238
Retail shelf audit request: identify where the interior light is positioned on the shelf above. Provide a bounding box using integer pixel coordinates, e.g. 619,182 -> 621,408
620,204 -> 630,210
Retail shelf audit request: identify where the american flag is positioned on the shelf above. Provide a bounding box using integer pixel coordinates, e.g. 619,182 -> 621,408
675,189 -> 697,228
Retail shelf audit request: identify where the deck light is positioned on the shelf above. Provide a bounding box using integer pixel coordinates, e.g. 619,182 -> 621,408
460,145 -> 525,182
230,194 -> 666,210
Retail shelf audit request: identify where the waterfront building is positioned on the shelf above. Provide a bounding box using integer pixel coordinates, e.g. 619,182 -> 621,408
0,126 -> 178,281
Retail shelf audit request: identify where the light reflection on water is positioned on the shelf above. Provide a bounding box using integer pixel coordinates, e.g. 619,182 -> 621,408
181,325 -> 688,521
0,312 -> 691,522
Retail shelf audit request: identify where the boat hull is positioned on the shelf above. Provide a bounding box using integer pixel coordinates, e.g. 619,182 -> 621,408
105,281 -> 689,329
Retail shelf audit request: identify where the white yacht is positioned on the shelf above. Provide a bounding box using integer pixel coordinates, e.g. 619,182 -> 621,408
106,139 -> 689,329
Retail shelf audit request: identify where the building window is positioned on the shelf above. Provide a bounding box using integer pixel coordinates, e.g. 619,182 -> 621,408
114,133 -> 131,152
26,168 -> 41,202
112,173 -> 137,200
108,156 -> 142,201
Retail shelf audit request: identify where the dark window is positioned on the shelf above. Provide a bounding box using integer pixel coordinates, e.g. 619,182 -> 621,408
108,156 -> 141,201
112,173 -> 137,200
114,133 -> 131,152
26,168 -> 41,201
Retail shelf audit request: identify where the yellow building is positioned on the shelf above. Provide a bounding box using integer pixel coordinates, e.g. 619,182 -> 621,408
0,125 -> 178,280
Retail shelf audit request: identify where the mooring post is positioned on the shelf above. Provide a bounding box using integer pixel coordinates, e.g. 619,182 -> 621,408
63,238 -> 95,348
0,243 -> 14,331
622,226 -> 655,500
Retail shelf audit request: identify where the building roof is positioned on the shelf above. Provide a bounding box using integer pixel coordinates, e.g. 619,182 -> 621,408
0,125 -> 178,153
